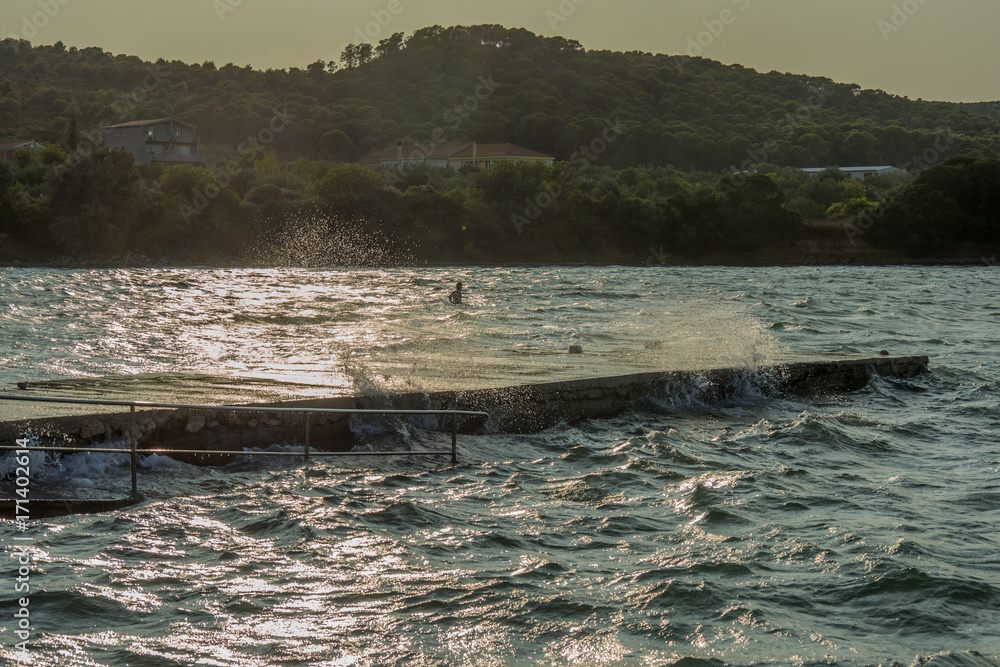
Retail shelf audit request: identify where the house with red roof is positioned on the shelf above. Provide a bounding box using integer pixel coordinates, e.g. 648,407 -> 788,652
102,118 -> 205,166
0,140 -> 42,162
360,142 -> 554,171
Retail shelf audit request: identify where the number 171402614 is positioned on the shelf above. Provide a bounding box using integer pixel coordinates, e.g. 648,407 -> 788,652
13,438 -> 32,525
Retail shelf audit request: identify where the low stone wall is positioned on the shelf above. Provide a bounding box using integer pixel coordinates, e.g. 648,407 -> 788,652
0,494 -> 144,519
0,403 -> 355,465
0,355 -> 930,456
357,355 -> 930,433
780,355 -> 928,394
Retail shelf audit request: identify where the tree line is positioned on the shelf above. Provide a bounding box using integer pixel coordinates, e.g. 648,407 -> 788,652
2,138 -> 997,264
2,25 -> 999,171
1,24 -> 998,264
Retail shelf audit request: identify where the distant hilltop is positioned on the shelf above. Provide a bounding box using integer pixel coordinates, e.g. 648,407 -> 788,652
1,25 -> 998,171
1,27 -> 998,268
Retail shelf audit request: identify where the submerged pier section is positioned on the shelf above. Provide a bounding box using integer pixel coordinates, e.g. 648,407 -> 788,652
1,355 -> 930,458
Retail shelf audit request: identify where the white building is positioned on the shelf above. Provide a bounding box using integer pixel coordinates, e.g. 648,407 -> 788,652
801,166 -> 904,179
360,142 -> 554,170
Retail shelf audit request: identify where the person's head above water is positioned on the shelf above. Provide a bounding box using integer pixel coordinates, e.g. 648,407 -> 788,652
449,281 -> 464,304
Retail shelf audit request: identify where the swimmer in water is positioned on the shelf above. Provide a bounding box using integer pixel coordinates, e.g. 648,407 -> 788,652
449,282 -> 463,304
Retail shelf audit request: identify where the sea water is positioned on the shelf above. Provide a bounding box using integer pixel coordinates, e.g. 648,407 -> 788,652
0,265 -> 998,666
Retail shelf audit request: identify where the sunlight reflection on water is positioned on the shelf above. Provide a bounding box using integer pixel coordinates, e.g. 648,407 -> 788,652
1,267 -> 783,409
2,266 -> 1000,665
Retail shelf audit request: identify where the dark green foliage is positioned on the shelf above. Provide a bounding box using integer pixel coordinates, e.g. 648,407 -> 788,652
718,175 -> 803,251
871,158 -> 1000,254
64,113 -> 79,152
0,26 -> 997,264
310,164 -> 391,217
2,26 -> 998,168
47,147 -> 152,257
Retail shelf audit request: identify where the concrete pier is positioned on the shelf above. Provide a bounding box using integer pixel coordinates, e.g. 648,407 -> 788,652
0,355 -> 929,456
353,355 -> 929,433
0,354 -> 931,518
2,495 -> 144,519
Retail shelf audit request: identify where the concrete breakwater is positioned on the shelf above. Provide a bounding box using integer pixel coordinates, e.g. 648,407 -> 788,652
0,356 -> 929,463
354,354 -> 930,433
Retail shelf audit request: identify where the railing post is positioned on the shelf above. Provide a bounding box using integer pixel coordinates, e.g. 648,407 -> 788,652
129,405 -> 137,496
304,412 -> 311,462
0,397 -> 488,473
451,413 -> 457,465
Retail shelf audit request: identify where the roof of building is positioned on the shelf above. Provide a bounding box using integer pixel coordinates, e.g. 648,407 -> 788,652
801,166 -> 901,173
104,118 -> 197,129
359,142 -> 553,165
0,140 -> 40,150
359,143 -> 468,166
451,143 -> 553,159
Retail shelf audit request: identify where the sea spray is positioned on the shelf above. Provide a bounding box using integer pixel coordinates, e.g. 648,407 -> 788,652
240,209 -> 415,268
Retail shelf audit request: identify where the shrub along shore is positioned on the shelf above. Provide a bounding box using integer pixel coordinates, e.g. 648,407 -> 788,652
1,146 -> 998,267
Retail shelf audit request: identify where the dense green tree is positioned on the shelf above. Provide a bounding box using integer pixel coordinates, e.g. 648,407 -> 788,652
840,130 -> 879,165
3,25 -> 998,169
1,27 -> 998,264
870,157 -> 1000,253
47,147 -> 151,256
309,164 -> 391,218
376,33 -> 406,58
63,113 -> 79,152
340,43 -> 374,70
718,175 -> 803,251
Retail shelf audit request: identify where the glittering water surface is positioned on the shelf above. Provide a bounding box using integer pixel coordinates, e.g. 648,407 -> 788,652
1,266 -> 999,666
0,267 -> 786,401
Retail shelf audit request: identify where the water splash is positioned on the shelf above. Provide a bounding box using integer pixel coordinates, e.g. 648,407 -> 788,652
621,299 -> 783,373
0,433 -> 132,497
242,209 -> 416,267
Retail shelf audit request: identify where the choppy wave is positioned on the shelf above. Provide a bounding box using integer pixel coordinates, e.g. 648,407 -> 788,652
0,267 -> 786,394
2,265 -> 1000,665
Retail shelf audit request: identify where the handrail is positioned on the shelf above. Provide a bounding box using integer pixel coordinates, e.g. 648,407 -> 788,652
0,394 -> 489,497
0,446 -> 460,457
0,394 -> 488,416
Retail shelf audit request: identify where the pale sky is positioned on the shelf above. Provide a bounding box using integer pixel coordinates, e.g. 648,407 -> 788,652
3,0 -> 998,103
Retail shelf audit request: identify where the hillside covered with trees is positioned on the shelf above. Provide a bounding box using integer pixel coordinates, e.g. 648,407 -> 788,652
1,25 -> 998,265
3,25 -> 1000,168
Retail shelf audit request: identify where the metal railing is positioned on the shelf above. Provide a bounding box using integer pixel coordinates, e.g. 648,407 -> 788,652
0,394 -> 489,496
